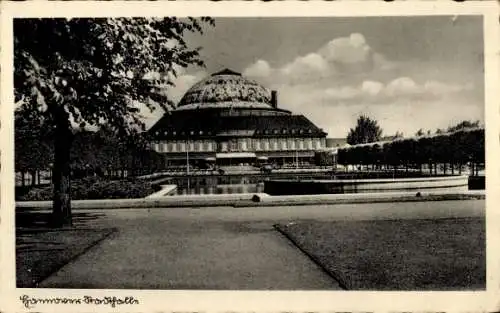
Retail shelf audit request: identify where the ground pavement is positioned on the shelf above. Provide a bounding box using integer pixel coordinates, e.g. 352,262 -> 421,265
38,200 -> 484,289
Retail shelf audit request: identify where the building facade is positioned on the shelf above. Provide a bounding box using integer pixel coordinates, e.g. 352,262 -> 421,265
149,69 -> 328,168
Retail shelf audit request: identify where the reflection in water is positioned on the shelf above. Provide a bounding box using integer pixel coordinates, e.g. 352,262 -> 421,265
176,183 -> 265,195
164,172 -> 475,195
169,175 -> 267,195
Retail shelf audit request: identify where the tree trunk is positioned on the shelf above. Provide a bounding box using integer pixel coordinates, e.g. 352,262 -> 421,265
21,171 -> 25,187
51,111 -> 73,228
31,170 -> 37,186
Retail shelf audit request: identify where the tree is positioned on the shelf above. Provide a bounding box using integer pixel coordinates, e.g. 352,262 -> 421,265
415,129 -> 424,137
346,115 -> 383,145
14,17 -> 214,227
447,120 -> 480,133
394,131 -> 404,139
15,110 -> 53,187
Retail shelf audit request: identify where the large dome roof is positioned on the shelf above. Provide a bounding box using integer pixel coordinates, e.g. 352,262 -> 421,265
176,69 -> 274,111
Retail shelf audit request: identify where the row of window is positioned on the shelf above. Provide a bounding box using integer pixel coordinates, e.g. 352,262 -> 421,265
153,138 -> 326,153
154,128 -> 317,137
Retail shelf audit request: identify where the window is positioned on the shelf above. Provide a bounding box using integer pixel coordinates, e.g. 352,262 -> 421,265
221,142 -> 228,152
315,138 -> 321,149
272,139 -> 278,151
241,140 -> 248,151
263,140 -> 270,151
307,139 -> 313,149
255,140 -> 261,151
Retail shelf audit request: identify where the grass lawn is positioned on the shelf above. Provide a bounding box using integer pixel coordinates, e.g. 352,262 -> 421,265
16,212 -> 116,287
276,217 -> 485,290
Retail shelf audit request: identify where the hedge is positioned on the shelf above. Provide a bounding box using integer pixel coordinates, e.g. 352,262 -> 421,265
17,177 -> 158,201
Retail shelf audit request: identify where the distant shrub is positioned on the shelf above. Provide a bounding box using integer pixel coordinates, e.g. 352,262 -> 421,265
152,184 -> 163,192
18,178 -> 156,201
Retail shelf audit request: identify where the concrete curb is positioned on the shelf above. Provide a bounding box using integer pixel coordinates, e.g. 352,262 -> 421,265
16,190 -> 485,210
145,185 -> 178,198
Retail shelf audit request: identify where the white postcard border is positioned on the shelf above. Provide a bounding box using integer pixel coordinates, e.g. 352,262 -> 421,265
1,1 -> 499,312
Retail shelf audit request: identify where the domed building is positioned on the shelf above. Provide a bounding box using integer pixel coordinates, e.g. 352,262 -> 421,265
149,68 -> 328,168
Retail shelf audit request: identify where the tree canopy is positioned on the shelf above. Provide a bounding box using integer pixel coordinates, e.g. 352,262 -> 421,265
14,17 -> 214,226
339,128 -> 484,175
15,17 -> 214,135
346,115 -> 383,145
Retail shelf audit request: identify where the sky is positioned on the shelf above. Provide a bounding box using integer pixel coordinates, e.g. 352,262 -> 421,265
142,16 -> 484,138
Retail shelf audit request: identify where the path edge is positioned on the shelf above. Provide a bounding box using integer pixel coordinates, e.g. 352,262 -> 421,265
30,228 -> 118,288
273,223 -> 350,291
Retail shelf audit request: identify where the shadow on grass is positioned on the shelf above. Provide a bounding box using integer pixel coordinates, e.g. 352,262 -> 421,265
16,211 -> 116,288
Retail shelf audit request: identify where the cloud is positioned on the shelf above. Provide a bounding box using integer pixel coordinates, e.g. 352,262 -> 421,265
274,82 -> 482,138
361,80 -> 384,96
243,33 -> 397,86
319,33 -> 371,65
280,53 -> 330,78
243,59 -> 272,78
311,77 -> 472,105
268,76 -> 478,138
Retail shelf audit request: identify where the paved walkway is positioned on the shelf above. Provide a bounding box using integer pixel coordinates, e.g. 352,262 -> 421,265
38,200 -> 484,289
